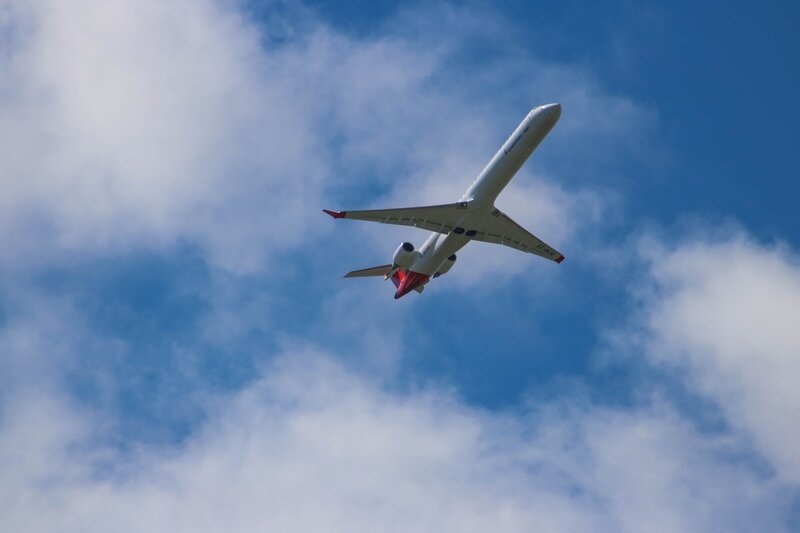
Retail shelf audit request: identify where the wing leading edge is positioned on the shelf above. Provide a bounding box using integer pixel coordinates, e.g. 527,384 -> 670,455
323,202 -> 469,235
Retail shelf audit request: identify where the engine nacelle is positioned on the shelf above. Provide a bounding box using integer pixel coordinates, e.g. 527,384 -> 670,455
392,242 -> 417,269
433,254 -> 457,278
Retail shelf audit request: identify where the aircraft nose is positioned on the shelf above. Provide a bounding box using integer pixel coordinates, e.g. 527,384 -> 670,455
541,103 -> 561,122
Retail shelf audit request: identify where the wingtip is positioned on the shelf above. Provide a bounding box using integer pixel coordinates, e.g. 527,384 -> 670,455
323,209 -> 346,219
556,255 -> 565,264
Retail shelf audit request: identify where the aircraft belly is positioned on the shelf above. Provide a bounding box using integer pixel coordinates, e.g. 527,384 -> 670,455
465,110 -> 557,206
411,233 -> 470,275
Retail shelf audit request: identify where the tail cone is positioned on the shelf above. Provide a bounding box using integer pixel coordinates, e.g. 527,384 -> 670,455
393,271 -> 430,299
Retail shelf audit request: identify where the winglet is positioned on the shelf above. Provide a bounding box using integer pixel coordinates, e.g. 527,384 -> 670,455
323,209 -> 347,219
556,255 -> 565,264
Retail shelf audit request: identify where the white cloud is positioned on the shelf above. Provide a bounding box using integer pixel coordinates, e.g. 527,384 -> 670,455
3,2 -> 795,531
0,0 -> 644,283
635,232 -> 800,484
0,228 -> 796,532
1,0 -> 325,272
0,349 -> 790,533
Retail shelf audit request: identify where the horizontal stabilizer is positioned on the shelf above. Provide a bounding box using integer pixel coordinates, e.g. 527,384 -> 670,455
344,264 -> 393,278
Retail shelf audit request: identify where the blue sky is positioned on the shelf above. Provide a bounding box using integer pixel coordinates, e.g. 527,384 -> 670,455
1,1 -> 799,531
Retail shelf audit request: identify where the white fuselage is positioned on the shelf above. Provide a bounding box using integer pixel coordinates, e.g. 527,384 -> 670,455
410,103 -> 562,276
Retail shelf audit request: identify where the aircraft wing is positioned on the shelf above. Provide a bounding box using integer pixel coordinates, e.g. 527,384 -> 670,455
323,202 -> 469,234
471,208 -> 564,263
323,203 -> 564,263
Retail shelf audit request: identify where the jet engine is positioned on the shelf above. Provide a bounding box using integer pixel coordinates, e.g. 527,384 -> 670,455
392,242 -> 417,269
433,254 -> 457,278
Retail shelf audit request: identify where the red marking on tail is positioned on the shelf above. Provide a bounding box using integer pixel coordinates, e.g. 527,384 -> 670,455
394,270 -> 430,299
323,209 -> 347,219
391,270 -> 405,289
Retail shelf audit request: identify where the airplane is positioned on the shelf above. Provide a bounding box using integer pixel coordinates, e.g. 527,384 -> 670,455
324,103 -> 564,299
